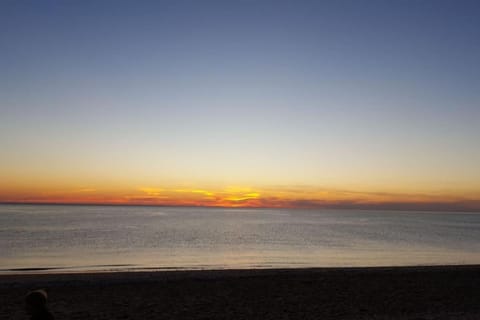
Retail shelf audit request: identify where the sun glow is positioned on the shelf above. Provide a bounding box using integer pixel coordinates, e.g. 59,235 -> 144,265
1,183 -> 478,212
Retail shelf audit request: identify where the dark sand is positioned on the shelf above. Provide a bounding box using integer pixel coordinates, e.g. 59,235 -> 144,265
1,265 -> 479,320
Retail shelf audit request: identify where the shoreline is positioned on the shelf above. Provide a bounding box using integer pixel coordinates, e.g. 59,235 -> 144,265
1,263 -> 480,278
2,265 -> 480,319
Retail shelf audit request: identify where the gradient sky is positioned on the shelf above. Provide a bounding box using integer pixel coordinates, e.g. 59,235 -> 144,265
1,0 -> 479,210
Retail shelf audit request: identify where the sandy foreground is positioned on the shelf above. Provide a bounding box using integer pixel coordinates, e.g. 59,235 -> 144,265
1,265 -> 479,320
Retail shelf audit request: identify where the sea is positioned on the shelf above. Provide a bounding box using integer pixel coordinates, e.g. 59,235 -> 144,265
0,204 -> 479,274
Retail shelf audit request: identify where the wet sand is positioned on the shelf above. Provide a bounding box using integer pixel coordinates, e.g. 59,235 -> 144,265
1,265 -> 479,319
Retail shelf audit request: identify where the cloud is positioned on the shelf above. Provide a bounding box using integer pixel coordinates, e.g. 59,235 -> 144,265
175,189 -> 215,197
139,187 -> 164,197
76,188 -> 96,193
128,185 -> 480,211
5,185 -> 477,212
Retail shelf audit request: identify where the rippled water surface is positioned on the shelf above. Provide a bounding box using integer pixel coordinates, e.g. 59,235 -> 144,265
1,204 -> 479,273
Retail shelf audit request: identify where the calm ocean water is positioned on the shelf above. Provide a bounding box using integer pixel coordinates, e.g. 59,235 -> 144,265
0,204 -> 479,273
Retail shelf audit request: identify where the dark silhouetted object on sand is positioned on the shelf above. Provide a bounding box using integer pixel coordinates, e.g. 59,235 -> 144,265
25,289 -> 54,320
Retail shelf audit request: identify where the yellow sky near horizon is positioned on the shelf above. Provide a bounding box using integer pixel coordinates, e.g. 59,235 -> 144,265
2,147 -> 480,211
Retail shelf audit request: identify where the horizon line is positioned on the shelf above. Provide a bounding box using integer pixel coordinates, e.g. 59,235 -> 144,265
1,201 -> 479,214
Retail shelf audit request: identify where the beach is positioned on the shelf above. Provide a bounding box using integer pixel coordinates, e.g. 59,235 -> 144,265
1,265 -> 479,320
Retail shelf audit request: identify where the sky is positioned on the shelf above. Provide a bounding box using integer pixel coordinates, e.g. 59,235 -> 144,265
1,0 -> 479,211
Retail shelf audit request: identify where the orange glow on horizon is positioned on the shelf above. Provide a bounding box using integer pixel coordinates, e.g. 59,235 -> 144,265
1,185 -> 479,212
